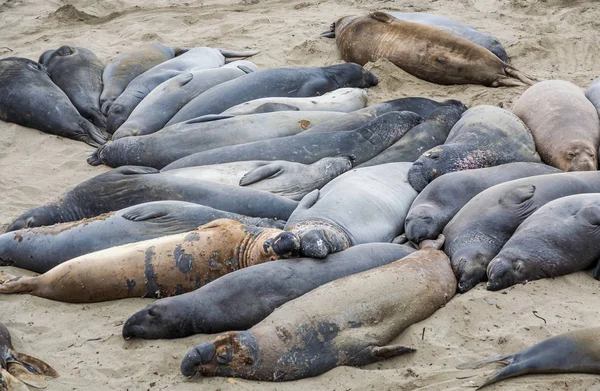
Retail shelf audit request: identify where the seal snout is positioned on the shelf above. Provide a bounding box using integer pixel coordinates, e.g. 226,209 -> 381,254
265,231 -> 301,258
181,343 -> 216,377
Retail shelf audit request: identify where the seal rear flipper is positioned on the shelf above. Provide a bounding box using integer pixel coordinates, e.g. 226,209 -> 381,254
1,368 -> 29,391
239,164 -> 283,186
0,274 -> 35,294
371,344 -> 416,359
456,354 -> 513,370
121,203 -> 173,221
7,351 -> 59,388
86,146 -> 104,166
475,360 -> 531,390
320,30 -> 335,38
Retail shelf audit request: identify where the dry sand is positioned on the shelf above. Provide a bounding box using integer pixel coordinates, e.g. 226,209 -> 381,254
1,0 -> 600,390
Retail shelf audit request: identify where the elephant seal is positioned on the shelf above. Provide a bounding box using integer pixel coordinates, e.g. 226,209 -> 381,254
0,201 -> 283,274
123,242 -> 415,339
6,166 -> 298,231
513,80 -> 600,172
180,249 -> 456,381
112,61 -> 258,140
284,162 -> 417,258
166,63 -> 378,125
162,111 -> 423,170
388,12 -> 508,62
457,327 -> 600,389
0,57 -> 107,147
0,219 -> 299,303
585,77 -> 600,116
89,111 -> 345,169
408,105 -> 541,191
100,43 -> 187,115
405,163 -> 560,245
443,171 -> 600,293
38,45 -> 106,128
0,321 -> 59,390
487,194 -> 600,290
322,12 -> 534,86
164,157 -> 353,201
221,88 -> 368,115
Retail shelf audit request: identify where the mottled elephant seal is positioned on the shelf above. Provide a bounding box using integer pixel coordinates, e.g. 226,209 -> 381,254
487,194 -> 600,290
38,45 -> 106,128
180,249 -> 456,381
408,105 -> 541,191
322,12 -> 534,86
0,57 -> 107,147
0,219 -> 299,303
0,201 -> 283,274
513,80 -> 600,171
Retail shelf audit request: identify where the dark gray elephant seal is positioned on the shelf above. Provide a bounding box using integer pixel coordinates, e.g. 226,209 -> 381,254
122,242 -> 415,339
0,57 -> 107,147
443,171 -> 600,293
408,104 -> 541,191
487,194 -> 600,290
166,63 -> 378,125
100,43 -> 188,115
0,201 -> 283,274
38,45 -> 106,128
405,162 -> 560,245
6,166 -> 298,232
458,327 -> 600,389
284,162 -> 417,258
162,111 -> 424,170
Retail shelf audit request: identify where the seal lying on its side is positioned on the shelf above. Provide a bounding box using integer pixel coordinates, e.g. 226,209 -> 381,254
180,249 -> 456,381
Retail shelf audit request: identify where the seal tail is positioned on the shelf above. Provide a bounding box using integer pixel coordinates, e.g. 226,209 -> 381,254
219,49 -> 260,59
4,351 -> 59,389
503,65 -> 538,86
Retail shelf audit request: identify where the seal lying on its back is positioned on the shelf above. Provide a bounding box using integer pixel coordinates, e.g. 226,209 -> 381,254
123,243 -> 415,339
0,219 -> 299,303
0,57 -> 107,147
180,249 -> 456,381
38,45 -> 106,128
322,12 -> 534,86
6,166 -> 298,231
0,201 -> 283,274
458,327 -> 600,389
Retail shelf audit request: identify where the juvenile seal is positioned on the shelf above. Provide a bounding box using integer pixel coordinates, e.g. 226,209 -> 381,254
513,80 -> 600,171
408,105 -> 541,191
487,194 -> 600,290
0,201 -> 283,274
0,57 -> 107,147
322,12 -> 534,86
0,219 -> 299,303
38,45 -> 106,128
123,243 -> 415,339
180,249 -> 456,381
6,166 -> 298,231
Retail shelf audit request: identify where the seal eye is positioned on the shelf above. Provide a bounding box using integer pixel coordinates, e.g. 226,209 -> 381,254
567,152 -> 576,160
429,153 -> 440,161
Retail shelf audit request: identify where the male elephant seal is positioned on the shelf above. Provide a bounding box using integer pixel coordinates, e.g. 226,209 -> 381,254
443,171 -> 600,293
100,43 -> 187,115
180,249 -> 456,381
0,201 -> 283,274
322,12 -> 534,86
487,194 -> 600,291
458,327 -> 600,389
0,57 -> 107,147
0,321 -> 59,390
38,45 -> 106,128
408,105 -> 541,191
123,243 -> 415,339
513,80 -> 600,171
0,219 -> 299,303
166,63 -> 378,125
6,166 -> 298,231
164,157 -> 353,201
283,162 -> 417,258
405,163 -> 560,245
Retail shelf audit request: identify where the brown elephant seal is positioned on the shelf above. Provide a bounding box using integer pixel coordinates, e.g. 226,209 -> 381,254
0,219 -> 299,303
180,249 -> 456,381
513,80 -> 600,171
458,327 -> 600,389
322,12 -> 534,86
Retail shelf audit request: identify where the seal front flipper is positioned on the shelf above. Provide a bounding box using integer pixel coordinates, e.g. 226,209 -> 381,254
114,166 -> 160,175
370,11 -> 397,24
5,351 -> 59,389
239,163 -> 284,186
295,189 -> 320,211
182,114 -> 235,125
370,344 -> 416,359
121,203 -> 173,221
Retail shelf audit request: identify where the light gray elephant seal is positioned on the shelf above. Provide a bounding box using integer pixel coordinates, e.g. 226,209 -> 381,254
585,77 -> 600,117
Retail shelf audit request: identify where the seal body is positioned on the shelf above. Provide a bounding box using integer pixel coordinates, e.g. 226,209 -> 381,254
0,201 -> 283,273
0,219 -> 300,303
180,249 -> 456,381
0,57 -> 107,147
122,243 -> 415,339
513,80 -> 600,171
585,77 -> 600,117
408,105 -> 541,191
